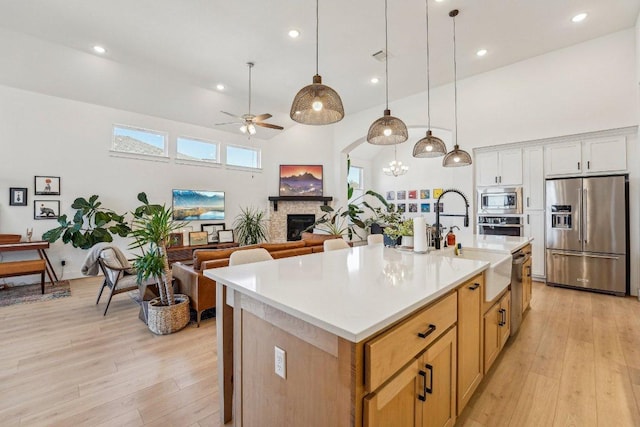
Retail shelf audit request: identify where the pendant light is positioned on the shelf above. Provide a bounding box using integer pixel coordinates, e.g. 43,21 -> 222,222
366,0 -> 408,145
413,0 -> 446,158
382,145 -> 409,176
290,0 -> 344,125
442,9 -> 472,167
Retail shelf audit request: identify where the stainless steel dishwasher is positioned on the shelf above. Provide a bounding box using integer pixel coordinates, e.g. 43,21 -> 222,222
510,249 -> 530,336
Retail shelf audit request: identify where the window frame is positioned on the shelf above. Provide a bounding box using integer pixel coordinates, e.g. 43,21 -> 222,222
110,124 -> 169,160
225,143 -> 262,171
175,135 -> 221,166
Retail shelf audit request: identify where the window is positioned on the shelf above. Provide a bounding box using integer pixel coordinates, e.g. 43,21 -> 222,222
177,136 -> 219,163
226,145 -> 261,169
348,165 -> 364,190
112,125 -> 167,157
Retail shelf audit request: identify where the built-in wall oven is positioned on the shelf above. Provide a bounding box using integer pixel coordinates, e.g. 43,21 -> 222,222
478,187 -> 523,215
478,216 -> 523,237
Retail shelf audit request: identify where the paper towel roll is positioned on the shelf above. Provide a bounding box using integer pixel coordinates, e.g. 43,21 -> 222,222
413,217 -> 427,253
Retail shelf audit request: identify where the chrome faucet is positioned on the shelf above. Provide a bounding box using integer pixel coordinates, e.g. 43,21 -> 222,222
434,189 -> 470,250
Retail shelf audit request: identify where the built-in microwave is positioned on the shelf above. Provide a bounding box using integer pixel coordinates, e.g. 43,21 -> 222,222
478,187 -> 523,215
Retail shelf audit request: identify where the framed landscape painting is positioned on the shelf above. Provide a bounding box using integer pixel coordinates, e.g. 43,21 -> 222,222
279,165 -> 323,197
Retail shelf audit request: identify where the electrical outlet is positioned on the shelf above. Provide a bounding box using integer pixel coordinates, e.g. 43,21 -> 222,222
274,346 -> 286,379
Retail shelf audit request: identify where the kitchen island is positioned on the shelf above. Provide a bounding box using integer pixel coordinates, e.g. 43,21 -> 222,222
206,236 -> 532,426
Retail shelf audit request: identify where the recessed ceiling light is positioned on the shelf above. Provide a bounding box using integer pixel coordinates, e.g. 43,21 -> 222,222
93,45 -> 106,54
216,84 -> 225,91
370,77 -> 380,84
572,12 -> 587,23
476,49 -> 487,57
288,29 -> 300,38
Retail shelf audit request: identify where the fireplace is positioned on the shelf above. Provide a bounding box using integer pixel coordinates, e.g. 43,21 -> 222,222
287,214 -> 315,241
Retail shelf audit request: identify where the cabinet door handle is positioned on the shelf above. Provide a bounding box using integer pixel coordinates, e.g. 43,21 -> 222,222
425,363 -> 434,394
495,176 -> 498,183
578,161 -> 581,170
418,370 -> 427,401
527,196 -> 530,208
418,324 -> 437,339
527,214 -> 530,225
468,283 -> 480,291
587,160 -> 590,170
526,265 -> 531,278
498,308 -> 506,326
499,176 -> 502,183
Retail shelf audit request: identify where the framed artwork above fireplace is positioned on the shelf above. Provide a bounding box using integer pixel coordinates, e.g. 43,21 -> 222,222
279,165 -> 323,197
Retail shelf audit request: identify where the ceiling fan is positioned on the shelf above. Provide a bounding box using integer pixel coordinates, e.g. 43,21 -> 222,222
215,62 -> 284,136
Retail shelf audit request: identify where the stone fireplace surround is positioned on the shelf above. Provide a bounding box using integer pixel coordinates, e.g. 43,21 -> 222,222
267,201 -> 329,243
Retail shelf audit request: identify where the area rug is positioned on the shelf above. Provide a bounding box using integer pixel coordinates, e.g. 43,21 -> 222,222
128,291 -> 216,324
0,280 -> 71,307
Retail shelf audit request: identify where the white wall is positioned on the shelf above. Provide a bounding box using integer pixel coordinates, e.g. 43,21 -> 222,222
0,85 -> 336,282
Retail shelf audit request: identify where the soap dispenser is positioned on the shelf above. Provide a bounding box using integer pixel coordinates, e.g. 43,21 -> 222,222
446,226 -> 459,247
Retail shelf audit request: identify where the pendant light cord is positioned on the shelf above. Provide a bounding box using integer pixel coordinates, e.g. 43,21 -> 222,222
384,0 -> 389,110
452,12 -> 458,147
425,0 -> 431,128
316,0 -> 319,76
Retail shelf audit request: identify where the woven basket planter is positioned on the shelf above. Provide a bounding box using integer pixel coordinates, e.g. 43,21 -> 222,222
147,294 -> 190,335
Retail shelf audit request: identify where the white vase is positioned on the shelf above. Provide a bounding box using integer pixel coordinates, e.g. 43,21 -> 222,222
401,236 -> 414,248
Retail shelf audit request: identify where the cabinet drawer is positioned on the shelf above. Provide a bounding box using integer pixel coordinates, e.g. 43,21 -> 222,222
365,292 -> 457,392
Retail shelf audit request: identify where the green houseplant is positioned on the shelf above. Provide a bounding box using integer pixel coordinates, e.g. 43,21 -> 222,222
129,192 -> 190,335
42,195 -> 130,249
233,206 -> 268,246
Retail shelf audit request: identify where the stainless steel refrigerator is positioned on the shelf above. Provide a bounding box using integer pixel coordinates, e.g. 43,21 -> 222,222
545,175 -> 629,296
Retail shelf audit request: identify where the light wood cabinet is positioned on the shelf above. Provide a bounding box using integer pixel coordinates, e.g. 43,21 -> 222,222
475,149 -> 523,187
364,327 -> 457,427
523,256 -> 532,312
483,290 -> 510,374
456,276 -> 483,414
545,137 -> 627,177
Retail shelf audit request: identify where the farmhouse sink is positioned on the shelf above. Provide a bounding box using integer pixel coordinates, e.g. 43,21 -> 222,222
435,247 -> 512,302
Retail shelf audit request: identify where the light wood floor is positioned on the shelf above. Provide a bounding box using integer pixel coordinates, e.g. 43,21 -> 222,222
1,277 -> 640,426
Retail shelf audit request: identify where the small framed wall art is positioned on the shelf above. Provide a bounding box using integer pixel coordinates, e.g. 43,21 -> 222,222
167,232 -> 184,248
218,230 -> 234,243
189,231 -> 208,246
34,200 -> 60,219
420,189 -> 430,199
34,176 -> 61,195
201,223 -> 226,243
408,190 -> 417,199
9,187 -> 28,206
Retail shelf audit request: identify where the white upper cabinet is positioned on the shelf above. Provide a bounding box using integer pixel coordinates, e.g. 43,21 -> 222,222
522,146 -> 544,210
475,148 -> 522,187
582,136 -> 627,173
545,137 -> 626,177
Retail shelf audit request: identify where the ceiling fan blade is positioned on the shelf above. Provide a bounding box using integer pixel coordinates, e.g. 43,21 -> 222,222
220,111 -> 243,120
253,113 -> 272,122
255,122 -> 284,130
215,121 -> 242,126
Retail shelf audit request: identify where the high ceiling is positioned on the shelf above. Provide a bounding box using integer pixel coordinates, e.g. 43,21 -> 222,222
0,0 -> 637,138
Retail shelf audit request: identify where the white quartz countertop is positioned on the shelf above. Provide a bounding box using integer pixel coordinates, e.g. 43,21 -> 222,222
206,245 -> 488,343
457,235 -> 533,254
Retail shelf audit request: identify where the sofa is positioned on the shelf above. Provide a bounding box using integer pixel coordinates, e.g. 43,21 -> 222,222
172,238 -> 335,326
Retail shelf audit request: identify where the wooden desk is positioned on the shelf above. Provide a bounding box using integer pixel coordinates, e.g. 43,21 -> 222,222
0,241 -> 60,286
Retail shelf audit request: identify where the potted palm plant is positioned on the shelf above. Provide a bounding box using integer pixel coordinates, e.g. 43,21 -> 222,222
129,193 -> 190,335
233,206 -> 268,246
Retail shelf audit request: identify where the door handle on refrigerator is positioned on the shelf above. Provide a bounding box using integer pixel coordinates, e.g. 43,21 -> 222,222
550,251 -> 620,260
583,188 -> 587,244
577,188 -> 582,243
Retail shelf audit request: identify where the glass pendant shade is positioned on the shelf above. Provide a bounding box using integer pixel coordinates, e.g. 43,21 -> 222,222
442,144 -> 472,167
290,74 -> 344,125
367,109 -> 408,145
413,130 -> 447,158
